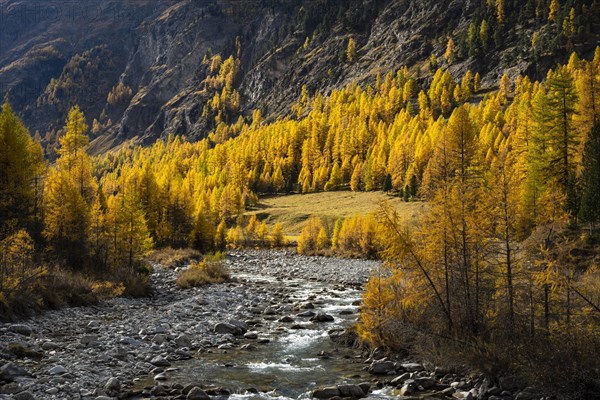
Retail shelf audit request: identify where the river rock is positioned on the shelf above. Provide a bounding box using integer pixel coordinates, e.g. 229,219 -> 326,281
8,325 -> 32,337
400,362 -> 424,372
311,312 -> 334,322
358,383 -> 370,395
399,380 -> 416,396
41,341 -> 59,350
104,377 -> 121,396
80,334 -> 99,347
279,316 -> 294,323
13,391 -> 35,400
154,373 -> 168,381
151,385 -> 168,396
214,322 -> 242,336
368,360 -> 396,375
48,365 -> 68,375
264,307 -> 278,315
486,386 -> 502,396
243,332 -> 258,339
338,384 -> 365,398
312,386 -> 341,399
228,320 -> 248,334
150,356 -> 171,367
0,363 -> 31,382
1,383 -> 22,395
175,334 -> 192,348
414,376 -> 438,390
391,372 -> 412,386
187,387 -> 210,400
297,310 -> 316,318
152,334 -> 167,344
453,390 -> 474,400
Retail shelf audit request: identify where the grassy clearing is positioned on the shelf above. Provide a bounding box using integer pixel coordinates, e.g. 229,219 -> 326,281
246,191 -> 427,237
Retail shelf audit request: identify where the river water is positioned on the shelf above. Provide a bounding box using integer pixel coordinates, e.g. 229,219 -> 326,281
136,270 -> 376,399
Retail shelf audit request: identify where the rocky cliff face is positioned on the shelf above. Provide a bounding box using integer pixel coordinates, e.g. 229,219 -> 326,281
0,0 -> 598,154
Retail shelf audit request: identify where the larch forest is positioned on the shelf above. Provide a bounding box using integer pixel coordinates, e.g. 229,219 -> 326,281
0,1 -> 599,399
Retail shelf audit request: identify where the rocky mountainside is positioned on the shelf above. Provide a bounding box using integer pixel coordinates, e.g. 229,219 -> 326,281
0,0 -> 598,154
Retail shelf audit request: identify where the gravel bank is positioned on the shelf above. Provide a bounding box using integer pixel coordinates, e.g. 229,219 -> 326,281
0,251 -> 377,399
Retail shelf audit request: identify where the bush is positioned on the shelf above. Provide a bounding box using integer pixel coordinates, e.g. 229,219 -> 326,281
334,214 -> 382,258
297,216 -> 328,254
176,258 -> 230,288
146,247 -> 201,269
270,223 -> 287,247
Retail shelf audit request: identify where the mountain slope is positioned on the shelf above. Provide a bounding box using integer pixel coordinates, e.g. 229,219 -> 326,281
0,0 -> 598,154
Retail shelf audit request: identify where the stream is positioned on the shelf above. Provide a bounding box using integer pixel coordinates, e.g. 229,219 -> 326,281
133,270 -> 370,399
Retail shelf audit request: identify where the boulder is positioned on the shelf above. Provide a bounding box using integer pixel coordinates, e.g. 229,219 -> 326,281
152,334 -> 167,344
104,377 -> 121,396
358,383 -> 370,395
391,372 -> 412,386
399,380 -> 415,396
400,362 -> 424,372
338,384 -> 365,398
0,363 -> 31,382
368,360 -> 396,375
47,365 -> 68,375
151,385 -> 168,396
312,387 -> 341,399
228,320 -> 248,334
310,312 -> 334,322
187,387 -> 210,400
297,310 -> 316,318
13,391 -> 35,400
175,334 -> 192,348
41,342 -> 59,350
8,325 -> 32,337
150,356 -> 171,367
214,322 -> 243,336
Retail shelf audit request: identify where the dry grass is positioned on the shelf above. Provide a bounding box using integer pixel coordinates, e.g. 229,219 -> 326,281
176,259 -> 230,289
146,247 -> 201,269
246,191 -> 428,236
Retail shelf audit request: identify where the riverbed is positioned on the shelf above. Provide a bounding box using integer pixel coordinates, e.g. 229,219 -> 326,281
0,250 -> 512,400
0,250 -> 381,399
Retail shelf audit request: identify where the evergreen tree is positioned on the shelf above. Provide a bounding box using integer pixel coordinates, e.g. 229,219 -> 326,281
445,38 -> 456,64
0,102 -> 45,239
579,122 -> 600,229
44,106 -> 97,268
532,67 -> 579,215
346,37 -> 356,62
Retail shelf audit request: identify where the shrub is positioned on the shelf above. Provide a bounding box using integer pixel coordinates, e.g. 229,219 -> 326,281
335,214 -> 382,257
270,223 -> 287,247
176,258 -> 230,288
146,247 -> 201,269
297,216 -> 327,254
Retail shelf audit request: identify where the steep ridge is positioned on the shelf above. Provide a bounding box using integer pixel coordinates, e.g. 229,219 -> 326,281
0,0 -> 598,153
